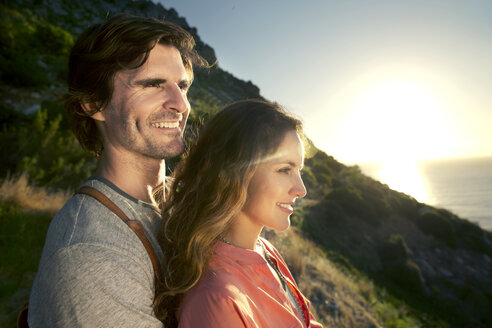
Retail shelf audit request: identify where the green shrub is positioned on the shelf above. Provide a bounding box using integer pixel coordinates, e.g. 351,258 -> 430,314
0,7 -> 72,87
309,151 -> 344,174
325,186 -> 362,208
385,259 -> 425,295
379,234 -> 426,294
316,199 -> 346,226
312,162 -> 333,178
302,202 -> 346,251
361,187 -> 390,220
0,105 -> 30,124
388,190 -> 419,218
446,279 -> 492,327
302,205 -> 331,239
0,201 -> 52,327
32,22 -> 73,55
380,234 -> 409,264
0,107 -> 96,189
290,206 -> 306,227
324,250 -> 360,277
316,172 -> 332,187
325,186 -> 382,225
300,166 -> 317,192
456,219 -> 492,256
416,211 -> 456,248
0,51 -> 50,87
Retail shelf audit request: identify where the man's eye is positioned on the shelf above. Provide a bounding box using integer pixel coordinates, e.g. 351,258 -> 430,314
179,83 -> 190,92
147,81 -> 162,88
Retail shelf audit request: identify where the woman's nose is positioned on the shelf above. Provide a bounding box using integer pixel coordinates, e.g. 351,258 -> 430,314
290,174 -> 307,198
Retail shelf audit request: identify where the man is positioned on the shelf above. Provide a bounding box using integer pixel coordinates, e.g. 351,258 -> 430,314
28,14 -> 206,327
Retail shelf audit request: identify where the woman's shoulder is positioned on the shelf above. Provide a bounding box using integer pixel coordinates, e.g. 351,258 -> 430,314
179,268 -> 251,317
191,264 -> 245,296
179,273 -> 252,327
182,247 -> 261,306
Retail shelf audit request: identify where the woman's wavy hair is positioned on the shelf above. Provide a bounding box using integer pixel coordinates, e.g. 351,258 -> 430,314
65,13 -> 208,157
154,99 -> 303,325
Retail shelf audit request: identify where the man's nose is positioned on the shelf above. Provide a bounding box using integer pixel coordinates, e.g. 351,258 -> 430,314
166,84 -> 189,113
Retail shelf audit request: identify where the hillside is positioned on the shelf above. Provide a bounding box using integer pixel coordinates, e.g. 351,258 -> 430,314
1,0 -> 492,327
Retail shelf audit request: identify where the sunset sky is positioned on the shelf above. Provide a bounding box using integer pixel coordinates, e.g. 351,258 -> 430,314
160,0 -> 492,165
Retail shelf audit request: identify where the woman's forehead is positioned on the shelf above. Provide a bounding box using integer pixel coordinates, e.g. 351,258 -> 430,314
258,132 -> 304,166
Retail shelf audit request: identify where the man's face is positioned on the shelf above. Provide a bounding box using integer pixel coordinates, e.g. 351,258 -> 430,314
95,44 -> 191,160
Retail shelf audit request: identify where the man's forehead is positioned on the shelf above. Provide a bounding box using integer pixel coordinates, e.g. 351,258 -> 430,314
115,63 -> 191,84
121,46 -> 189,77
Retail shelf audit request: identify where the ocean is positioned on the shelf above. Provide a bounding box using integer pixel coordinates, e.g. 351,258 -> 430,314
359,156 -> 492,232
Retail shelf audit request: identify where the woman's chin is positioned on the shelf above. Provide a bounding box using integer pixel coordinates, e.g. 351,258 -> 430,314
269,219 -> 291,232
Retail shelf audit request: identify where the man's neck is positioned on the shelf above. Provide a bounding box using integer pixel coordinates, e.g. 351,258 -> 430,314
96,151 -> 165,204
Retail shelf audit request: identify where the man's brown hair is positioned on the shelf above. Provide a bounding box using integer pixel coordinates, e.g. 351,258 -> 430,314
65,14 -> 208,157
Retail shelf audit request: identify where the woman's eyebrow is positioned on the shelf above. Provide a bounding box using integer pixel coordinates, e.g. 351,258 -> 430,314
277,160 -> 300,168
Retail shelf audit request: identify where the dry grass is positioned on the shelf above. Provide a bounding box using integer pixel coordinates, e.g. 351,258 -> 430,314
264,228 -> 383,328
0,173 -> 70,214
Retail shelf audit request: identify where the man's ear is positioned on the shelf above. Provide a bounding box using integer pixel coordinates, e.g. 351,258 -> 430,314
81,103 -> 105,121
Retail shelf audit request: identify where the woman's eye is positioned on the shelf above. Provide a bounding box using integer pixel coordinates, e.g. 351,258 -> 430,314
278,168 -> 291,174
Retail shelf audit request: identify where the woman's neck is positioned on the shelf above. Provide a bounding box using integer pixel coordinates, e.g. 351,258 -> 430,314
224,213 -> 263,250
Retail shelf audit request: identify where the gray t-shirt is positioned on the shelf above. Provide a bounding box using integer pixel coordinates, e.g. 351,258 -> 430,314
28,176 -> 164,327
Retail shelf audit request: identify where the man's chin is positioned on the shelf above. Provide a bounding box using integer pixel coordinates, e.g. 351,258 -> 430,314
156,139 -> 186,160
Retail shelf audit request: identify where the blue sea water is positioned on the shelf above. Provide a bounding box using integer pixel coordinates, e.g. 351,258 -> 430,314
360,157 -> 492,232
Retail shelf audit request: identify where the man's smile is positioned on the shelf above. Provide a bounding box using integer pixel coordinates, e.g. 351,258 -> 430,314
151,121 -> 181,129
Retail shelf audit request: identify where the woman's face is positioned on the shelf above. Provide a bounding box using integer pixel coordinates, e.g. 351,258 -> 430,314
239,130 -> 307,232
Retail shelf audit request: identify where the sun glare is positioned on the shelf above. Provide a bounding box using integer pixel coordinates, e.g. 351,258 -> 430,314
378,160 -> 429,203
333,77 -> 456,164
321,76 -> 460,200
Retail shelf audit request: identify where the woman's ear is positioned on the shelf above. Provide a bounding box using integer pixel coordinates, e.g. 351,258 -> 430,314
81,103 -> 105,121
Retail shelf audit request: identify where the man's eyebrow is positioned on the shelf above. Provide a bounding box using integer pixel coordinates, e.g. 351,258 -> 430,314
134,78 -> 166,86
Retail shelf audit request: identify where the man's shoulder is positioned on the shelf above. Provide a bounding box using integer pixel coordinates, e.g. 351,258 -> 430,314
41,178 -> 158,263
29,242 -> 162,328
49,180 -> 130,243
28,180 -> 162,327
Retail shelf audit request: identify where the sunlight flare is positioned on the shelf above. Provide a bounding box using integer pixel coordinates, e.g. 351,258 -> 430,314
328,75 -> 459,164
378,160 -> 429,203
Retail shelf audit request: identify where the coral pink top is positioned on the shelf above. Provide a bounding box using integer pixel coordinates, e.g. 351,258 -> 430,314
178,238 -> 323,327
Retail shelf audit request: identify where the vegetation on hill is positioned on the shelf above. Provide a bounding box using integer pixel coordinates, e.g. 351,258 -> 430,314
1,0 -> 491,327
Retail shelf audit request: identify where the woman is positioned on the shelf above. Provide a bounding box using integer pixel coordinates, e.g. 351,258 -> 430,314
155,99 -> 322,327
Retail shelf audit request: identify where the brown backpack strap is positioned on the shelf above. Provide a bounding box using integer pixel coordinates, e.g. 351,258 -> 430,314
75,186 -> 161,279
17,303 -> 28,328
